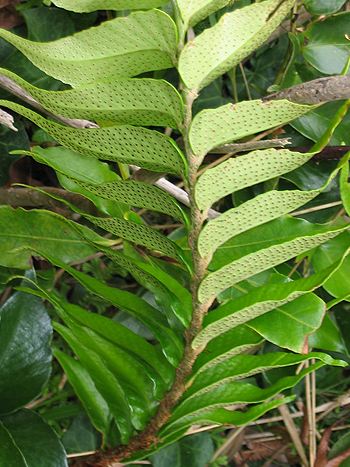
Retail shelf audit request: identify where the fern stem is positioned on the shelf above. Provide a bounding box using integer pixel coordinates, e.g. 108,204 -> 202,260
80,88 -> 212,467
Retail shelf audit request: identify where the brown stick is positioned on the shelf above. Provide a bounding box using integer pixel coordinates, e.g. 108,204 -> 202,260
0,187 -> 97,214
265,76 -> 350,105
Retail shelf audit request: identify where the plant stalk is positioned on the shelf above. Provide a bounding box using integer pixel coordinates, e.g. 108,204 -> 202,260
79,88 -> 211,467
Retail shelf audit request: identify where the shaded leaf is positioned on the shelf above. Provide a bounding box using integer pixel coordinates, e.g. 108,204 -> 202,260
0,206 -> 100,269
0,409 -> 67,467
151,432 -> 214,467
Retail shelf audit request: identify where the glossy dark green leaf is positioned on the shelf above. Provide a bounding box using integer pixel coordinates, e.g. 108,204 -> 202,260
22,6 -> 76,41
292,101 -> 350,145
249,294 -> 325,352
304,0 -> 347,15
0,119 -> 29,186
0,291 -> 51,414
0,409 -> 67,467
341,162 -> 350,216
303,13 -> 350,74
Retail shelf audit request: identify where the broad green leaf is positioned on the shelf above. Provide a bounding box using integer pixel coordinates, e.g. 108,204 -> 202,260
249,294 -> 326,352
178,0 -> 295,91
292,101 -> 350,146
195,256 -> 348,347
165,364 -> 327,430
54,323 -> 132,442
0,101 -> 185,175
193,325 -> 264,372
304,0 -> 347,15
21,6 -> 77,42
76,178 -> 185,221
85,215 -> 183,261
52,0 -> 168,12
0,291 -> 51,414
312,232 -> 350,299
303,12 -> 350,75
0,10 -> 177,86
0,410 -> 67,467
61,413 -> 98,455
160,397 -> 294,440
187,351 -> 343,399
200,222 -> 348,302
47,258 -> 184,365
54,350 -> 111,436
0,206 -> 99,269
176,0 -> 231,29
196,150 -> 313,211
190,100 -> 314,159
0,68 -> 184,128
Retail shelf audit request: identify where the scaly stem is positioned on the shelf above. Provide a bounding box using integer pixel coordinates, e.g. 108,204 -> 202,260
80,88 -> 212,467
